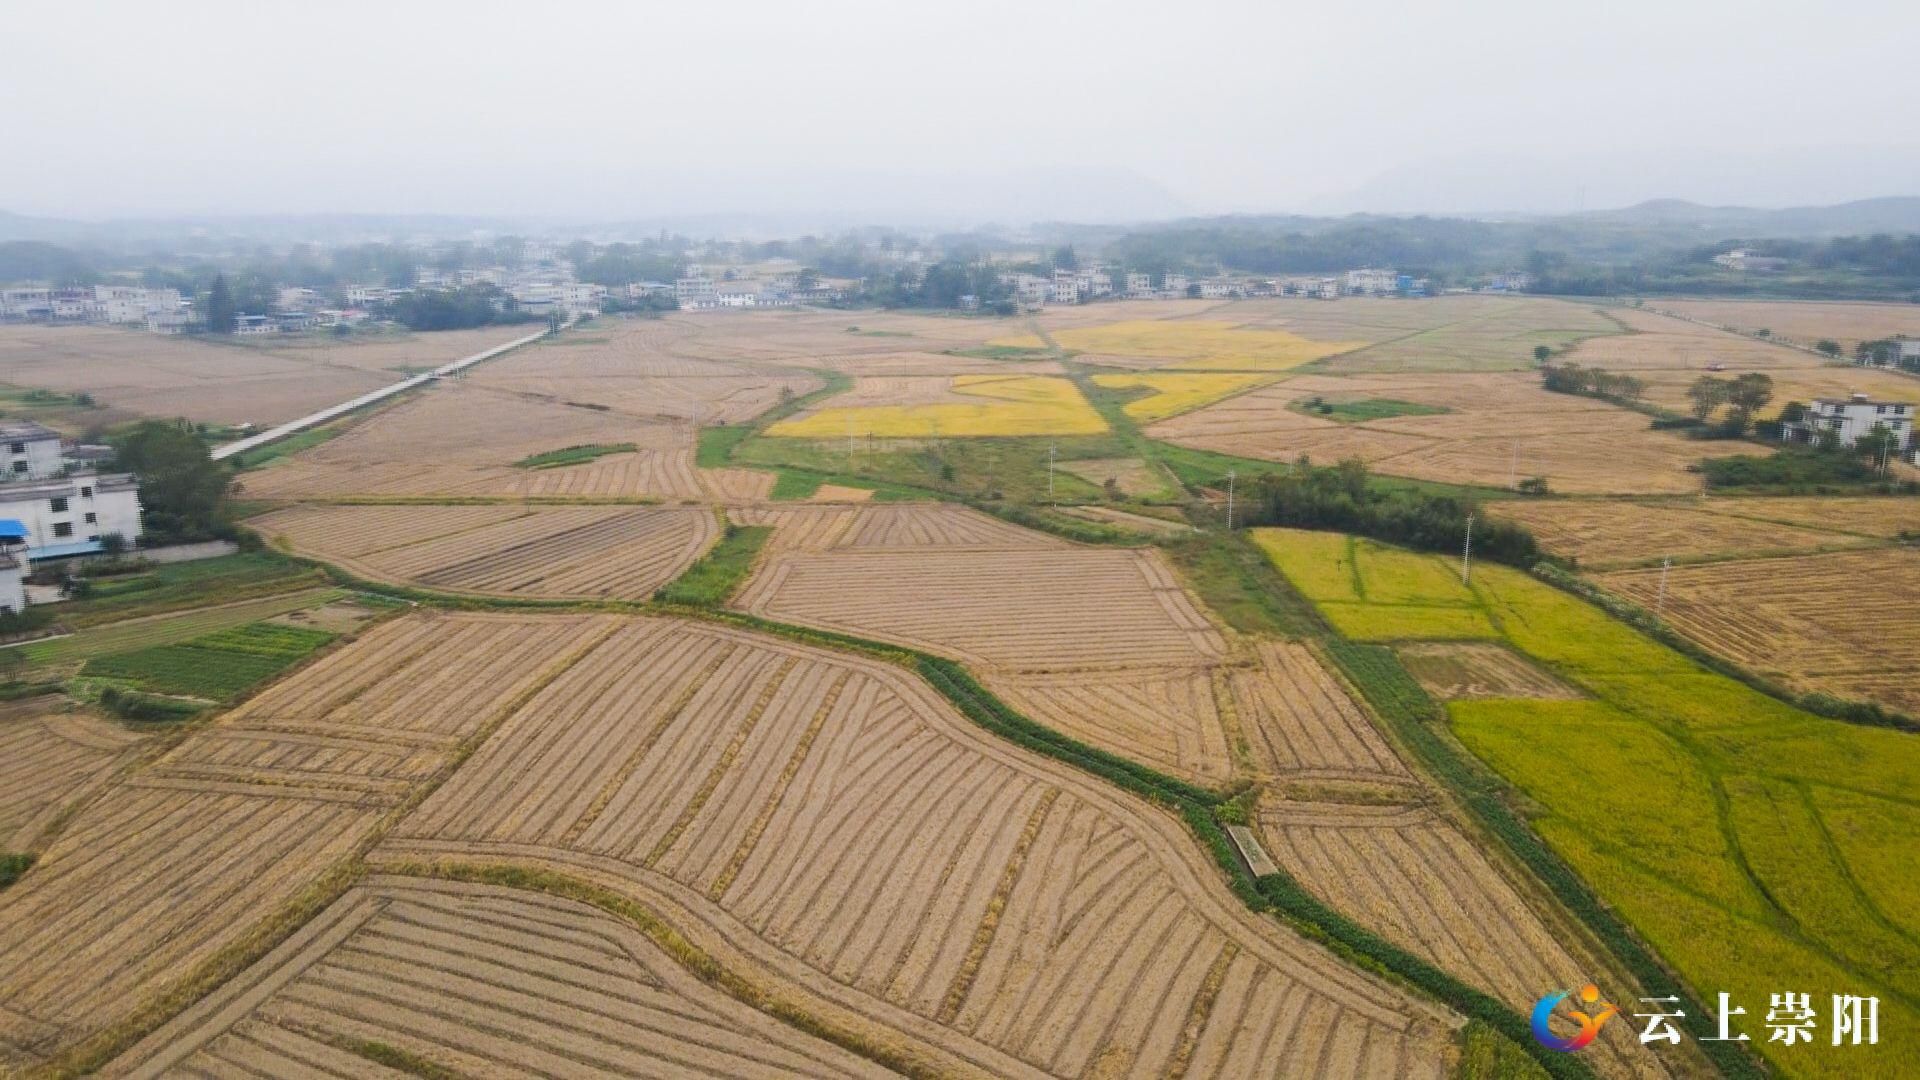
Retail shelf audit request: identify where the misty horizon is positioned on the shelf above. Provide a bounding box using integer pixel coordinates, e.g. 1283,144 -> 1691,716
4,0 -> 1916,226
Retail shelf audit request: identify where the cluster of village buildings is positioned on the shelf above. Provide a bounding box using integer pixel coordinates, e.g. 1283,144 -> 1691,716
0,421 -> 144,613
986,265 -> 1504,310
0,285 -> 190,333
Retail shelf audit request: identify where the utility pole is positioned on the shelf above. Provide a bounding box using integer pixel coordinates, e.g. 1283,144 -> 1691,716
1460,513 -> 1474,585
1656,555 -> 1671,617
1225,468 -> 1236,530
1510,442 -> 1520,491
1046,442 -> 1057,499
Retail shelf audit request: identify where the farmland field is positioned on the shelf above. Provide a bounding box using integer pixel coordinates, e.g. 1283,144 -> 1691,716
1090,371 -> 1278,420
0,700 -> 146,851
1599,547 -> 1920,715
110,876 -> 893,1079
1255,528 -> 1920,1080
0,612 -> 619,1068
0,324 -> 532,427
380,616 -> 1455,1078
81,621 -> 336,701
1151,371 -> 1748,494
994,319 -> 1365,371
251,503 -> 721,599
1650,298 -> 1920,353
1490,497 -> 1886,568
239,380 -> 771,501
1226,295 -> 1626,373
765,374 -> 1106,438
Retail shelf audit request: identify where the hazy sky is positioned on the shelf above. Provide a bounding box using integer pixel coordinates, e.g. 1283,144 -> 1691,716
4,0 -> 1916,222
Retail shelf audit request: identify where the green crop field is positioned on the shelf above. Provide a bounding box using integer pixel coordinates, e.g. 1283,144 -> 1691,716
82,621 -> 337,701
1254,526 -> 1919,1080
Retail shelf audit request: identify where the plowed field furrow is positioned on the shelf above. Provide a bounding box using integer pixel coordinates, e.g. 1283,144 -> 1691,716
114,878 -> 889,1079
347,617 -> 1453,1075
0,707 -> 145,850
737,548 -> 1226,668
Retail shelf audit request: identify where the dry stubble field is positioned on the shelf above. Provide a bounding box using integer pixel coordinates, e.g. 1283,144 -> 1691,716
239,381 -> 771,501
1649,298 -> 1920,353
251,502 -> 720,599
0,324 -> 531,427
0,613 -> 618,1068
1490,497 -> 1888,568
1150,371 -> 1747,493
1600,547 -> 1920,715
379,616 -> 1455,1078
0,700 -> 148,853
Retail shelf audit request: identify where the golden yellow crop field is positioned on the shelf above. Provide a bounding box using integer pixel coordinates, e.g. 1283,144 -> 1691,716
992,320 -> 1365,371
1091,371 -> 1279,421
1256,528 -> 1920,1080
765,373 -> 1107,438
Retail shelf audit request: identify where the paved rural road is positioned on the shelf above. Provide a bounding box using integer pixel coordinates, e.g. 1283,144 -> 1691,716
209,325 -> 555,461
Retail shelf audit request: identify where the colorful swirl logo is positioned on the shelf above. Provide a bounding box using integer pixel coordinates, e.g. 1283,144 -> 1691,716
1531,983 -> 1618,1052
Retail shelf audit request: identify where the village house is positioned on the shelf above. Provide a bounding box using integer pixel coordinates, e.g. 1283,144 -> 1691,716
1782,394 -> 1918,463
0,421 -> 143,563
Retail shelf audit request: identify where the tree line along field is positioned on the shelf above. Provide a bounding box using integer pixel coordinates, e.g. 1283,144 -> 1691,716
1147,370 -> 1751,494
1253,526 -> 1920,1080
251,503 -> 722,599
0,323 -> 534,429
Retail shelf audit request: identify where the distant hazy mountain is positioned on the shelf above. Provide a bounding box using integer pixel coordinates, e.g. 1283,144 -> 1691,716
1571,197 -> 1920,236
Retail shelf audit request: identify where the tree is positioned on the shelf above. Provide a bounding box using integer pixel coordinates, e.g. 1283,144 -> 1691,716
1856,423 -> 1902,469
202,274 -> 236,334
1051,245 -> 1078,272
1532,345 -> 1552,364
1816,339 -> 1842,358
110,420 -> 233,543
1687,375 -> 1729,422
1723,373 -> 1775,432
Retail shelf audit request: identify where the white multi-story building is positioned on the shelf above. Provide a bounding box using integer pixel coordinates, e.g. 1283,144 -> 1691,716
1125,272 -> 1154,298
1783,394 -> 1916,462
1,422 -> 66,482
674,270 -> 716,305
1162,274 -> 1190,297
1345,268 -> 1397,295
1199,279 -> 1235,299
0,528 -> 26,613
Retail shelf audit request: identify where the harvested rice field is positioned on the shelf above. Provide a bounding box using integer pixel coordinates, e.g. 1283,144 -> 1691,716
0,324 -> 531,427
1648,299 -> 1920,354
988,666 -> 1233,785
994,319 -> 1363,371
1560,306 -> 1817,371
731,502 -> 1068,554
238,381 -> 766,500
0,613 -> 617,1067
1151,371 -> 1749,494
0,700 -> 146,851
380,616 -> 1454,1078
1490,498 -> 1884,568
111,877 -> 893,1079
734,545 -> 1226,667
1599,547 -> 1920,715
1395,642 -> 1583,701
1225,295 -> 1626,373
250,503 -> 720,599
765,374 -> 1106,438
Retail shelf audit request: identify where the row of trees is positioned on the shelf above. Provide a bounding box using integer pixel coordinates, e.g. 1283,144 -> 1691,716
376,284 -> 539,332
1685,372 -> 1774,432
1239,456 -> 1540,567
864,260 -> 1015,313
1539,362 -> 1647,404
